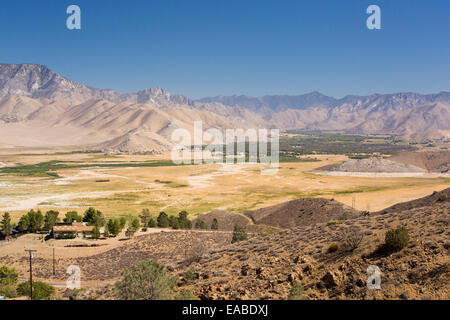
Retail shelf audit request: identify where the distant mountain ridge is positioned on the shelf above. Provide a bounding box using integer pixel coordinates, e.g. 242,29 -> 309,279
198,91 -> 450,114
0,63 -> 193,106
0,62 -> 449,151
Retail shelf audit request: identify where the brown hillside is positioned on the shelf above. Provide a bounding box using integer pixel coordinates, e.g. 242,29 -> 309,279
244,198 -> 359,229
389,151 -> 450,172
192,210 -> 276,233
177,201 -> 449,300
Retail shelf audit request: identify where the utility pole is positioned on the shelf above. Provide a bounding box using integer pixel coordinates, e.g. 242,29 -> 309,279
25,249 -> 37,300
52,247 -> 56,276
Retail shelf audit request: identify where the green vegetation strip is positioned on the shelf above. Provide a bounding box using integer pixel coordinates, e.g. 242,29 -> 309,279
0,160 -> 189,178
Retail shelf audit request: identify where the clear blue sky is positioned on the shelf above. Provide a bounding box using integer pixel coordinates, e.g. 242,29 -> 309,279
0,0 -> 449,99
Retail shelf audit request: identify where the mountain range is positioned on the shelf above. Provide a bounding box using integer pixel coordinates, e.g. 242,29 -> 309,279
0,63 -> 448,151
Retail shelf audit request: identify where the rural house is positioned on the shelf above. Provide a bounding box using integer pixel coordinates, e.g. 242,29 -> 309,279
52,222 -> 94,239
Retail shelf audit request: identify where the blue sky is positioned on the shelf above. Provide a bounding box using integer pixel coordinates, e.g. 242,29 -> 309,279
0,0 -> 449,98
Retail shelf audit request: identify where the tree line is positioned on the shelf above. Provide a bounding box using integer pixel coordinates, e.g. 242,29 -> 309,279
0,207 -> 222,240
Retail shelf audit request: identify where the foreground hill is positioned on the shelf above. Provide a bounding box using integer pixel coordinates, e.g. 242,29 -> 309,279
176,190 -> 449,300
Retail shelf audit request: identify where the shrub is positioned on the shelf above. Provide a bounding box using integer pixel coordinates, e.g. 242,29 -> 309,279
114,260 -> 176,300
339,226 -> 364,252
185,244 -> 206,265
0,265 -> 18,285
0,284 -> 17,298
385,227 -> 409,252
0,265 -> 18,298
231,225 -> 248,243
17,280 -> 55,300
327,220 -> 342,226
175,290 -> 199,300
327,243 -> 339,253
288,281 -> 307,300
185,268 -> 198,282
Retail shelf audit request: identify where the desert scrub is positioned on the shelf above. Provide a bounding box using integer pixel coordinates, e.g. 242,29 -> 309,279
327,243 -> 339,253
185,268 -> 199,282
175,290 -> 199,300
115,260 -> 176,300
231,225 -> 248,243
288,281 -> 307,300
385,227 -> 409,252
17,281 -> 55,300
339,226 -> 364,252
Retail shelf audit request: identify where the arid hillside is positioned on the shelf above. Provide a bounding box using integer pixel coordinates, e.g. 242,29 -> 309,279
244,198 -> 360,229
175,189 -> 449,300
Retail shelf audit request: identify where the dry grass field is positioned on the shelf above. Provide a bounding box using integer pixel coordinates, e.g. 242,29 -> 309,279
1,150 -> 449,224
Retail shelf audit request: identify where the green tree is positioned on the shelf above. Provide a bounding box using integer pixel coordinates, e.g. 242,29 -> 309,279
157,211 -> 169,228
114,260 -> 176,300
107,219 -> 121,237
231,225 -> 248,243
177,211 -> 192,230
131,217 -> 140,230
63,211 -> 82,223
148,217 -> 157,228
0,212 -> 12,236
43,210 -> 60,231
28,210 -> 44,233
168,215 -> 179,229
119,217 -> 127,229
104,225 -> 110,238
91,226 -> 100,239
125,218 -> 140,238
17,280 -> 55,300
18,214 -> 30,233
18,210 -> 44,233
83,207 -> 105,227
211,218 -> 219,230
139,209 -> 151,227
195,220 -> 208,230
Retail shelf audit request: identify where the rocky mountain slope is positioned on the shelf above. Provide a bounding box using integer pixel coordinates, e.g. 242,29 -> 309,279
174,189 -> 449,300
0,62 -> 449,150
200,92 -> 450,140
